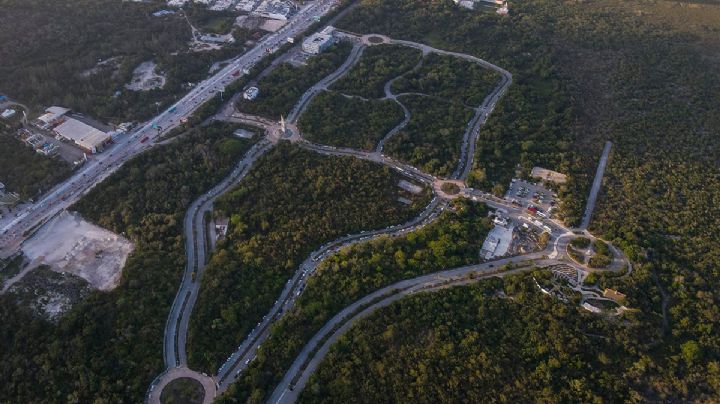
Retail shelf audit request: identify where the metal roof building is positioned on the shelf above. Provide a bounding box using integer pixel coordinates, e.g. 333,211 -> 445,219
53,118 -> 111,153
37,106 -> 70,127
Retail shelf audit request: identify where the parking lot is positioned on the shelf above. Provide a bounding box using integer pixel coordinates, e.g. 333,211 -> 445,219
505,179 -> 557,218
17,129 -> 86,165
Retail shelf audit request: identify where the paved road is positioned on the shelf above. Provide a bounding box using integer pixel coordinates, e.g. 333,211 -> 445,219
269,228 -> 630,403
164,139 -> 274,369
215,197 -> 448,390
268,255 -> 563,404
287,42 -> 366,124
0,0 -> 341,258
581,141 -> 613,230
145,28 -> 627,404
373,57 -> 423,153
358,35 -> 513,181
147,366 -> 217,404
211,34 -> 517,394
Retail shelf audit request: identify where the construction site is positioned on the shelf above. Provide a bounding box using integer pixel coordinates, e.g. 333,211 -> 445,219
20,211 -> 133,292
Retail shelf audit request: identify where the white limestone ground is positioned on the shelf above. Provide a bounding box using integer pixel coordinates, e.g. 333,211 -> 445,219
21,211 -> 133,291
126,61 -> 167,91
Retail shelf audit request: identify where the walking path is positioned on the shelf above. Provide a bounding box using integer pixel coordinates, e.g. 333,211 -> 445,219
581,141 -> 613,230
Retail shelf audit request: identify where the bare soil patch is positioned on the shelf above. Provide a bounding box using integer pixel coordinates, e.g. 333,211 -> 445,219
21,211 -> 134,291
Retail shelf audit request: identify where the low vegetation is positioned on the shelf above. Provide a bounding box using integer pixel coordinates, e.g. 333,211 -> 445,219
588,240 -> 613,269
440,182 -> 461,195
331,44 -> 422,98
299,91 -> 404,150
187,142 -> 431,372
0,124 -> 255,402
160,377 -> 205,404
384,95 -> 474,177
222,199 -> 492,403
236,42 -> 354,119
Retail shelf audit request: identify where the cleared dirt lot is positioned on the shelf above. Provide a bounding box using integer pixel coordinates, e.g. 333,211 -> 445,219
125,61 -> 166,91
21,211 -> 133,290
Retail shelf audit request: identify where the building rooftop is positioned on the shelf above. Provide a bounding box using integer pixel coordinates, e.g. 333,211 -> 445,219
54,118 -> 110,151
37,106 -> 70,125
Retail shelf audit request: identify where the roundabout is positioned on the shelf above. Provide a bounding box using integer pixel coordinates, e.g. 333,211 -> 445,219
148,366 -> 216,404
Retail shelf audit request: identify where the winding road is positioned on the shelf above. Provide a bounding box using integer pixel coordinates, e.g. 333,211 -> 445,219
147,28 -> 625,404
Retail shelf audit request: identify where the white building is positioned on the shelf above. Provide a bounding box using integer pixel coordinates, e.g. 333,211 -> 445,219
243,87 -> 260,100
53,118 -> 111,154
36,106 -> 70,128
236,0 -> 259,12
302,31 -> 335,54
1,109 -> 16,119
252,0 -> 295,20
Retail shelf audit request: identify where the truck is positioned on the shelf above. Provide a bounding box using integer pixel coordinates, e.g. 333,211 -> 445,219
287,37 -> 295,44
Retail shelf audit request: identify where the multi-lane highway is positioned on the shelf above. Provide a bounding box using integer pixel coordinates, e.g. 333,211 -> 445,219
0,0 -> 342,257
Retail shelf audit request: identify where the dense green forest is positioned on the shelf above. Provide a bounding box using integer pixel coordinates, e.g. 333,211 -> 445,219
330,44 -> 422,98
325,0 -> 720,400
0,124 -> 254,402
236,42 -> 353,119
298,91 -> 404,150
0,131 -> 73,200
392,53 -> 500,106
187,143 -> 431,372
221,199 -> 492,403
300,274 -> 651,402
0,0 -> 256,123
384,95 -> 474,177
339,0 -> 585,217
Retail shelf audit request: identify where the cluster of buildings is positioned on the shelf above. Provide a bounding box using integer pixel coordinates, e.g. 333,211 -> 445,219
35,107 -> 113,154
252,0 -> 296,20
18,129 -> 59,156
163,0 -> 297,19
302,26 -> 336,55
452,0 -> 509,15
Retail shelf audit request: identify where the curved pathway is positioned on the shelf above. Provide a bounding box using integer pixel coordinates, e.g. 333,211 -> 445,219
269,233 -> 629,403
373,58 -> 423,153
151,32 -> 521,402
269,254 -> 571,403
287,42 -> 366,124
213,33 -> 516,396
215,197 -> 448,390
148,138 -> 274,402
355,34 -> 513,181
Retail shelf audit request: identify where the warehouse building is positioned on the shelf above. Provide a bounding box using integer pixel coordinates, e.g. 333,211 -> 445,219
53,118 -> 111,154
